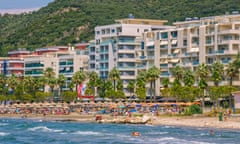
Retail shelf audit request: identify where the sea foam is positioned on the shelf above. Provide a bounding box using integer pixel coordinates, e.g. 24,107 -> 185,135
0,123 -> 8,126
73,131 -> 101,136
28,126 -> 63,132
0,132 -> 10,136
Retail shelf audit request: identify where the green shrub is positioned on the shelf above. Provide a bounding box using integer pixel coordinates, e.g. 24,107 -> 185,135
184,104 -> 203,115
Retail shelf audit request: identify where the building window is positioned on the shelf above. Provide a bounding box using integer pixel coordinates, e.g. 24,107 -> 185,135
111,29 -> 115,33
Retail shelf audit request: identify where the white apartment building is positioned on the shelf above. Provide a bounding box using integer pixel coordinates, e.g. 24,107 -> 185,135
141,13 -> 240,96
24,47 -> 89,91
89,18 -> 173,97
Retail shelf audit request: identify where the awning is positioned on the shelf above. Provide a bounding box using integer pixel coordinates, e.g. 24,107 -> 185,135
169,59 -> 180,63
160,40 -> 168,45
190,48 -> 199,52
171,40 -> 177,44
173,49 -> 180,54
146,41 -> 154,46
160,59 -> 168,64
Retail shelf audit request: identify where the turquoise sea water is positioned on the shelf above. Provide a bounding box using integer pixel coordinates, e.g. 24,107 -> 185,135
0,118 -> 240,144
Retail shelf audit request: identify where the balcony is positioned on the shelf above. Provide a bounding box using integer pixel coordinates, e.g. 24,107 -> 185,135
139,56 -> 146,60
118,58 -> 135,62
147,56 -> 155,60
160,73 -> 170,77
118,66 -> 135,70
160,64 -> 168,68
205,40 -> 214,45
99,67 -> 109,71
120,75 -> 135,79
221,59 -> 230,64
25,63 -> 44,68
218,39 -> 240,45
99,50 -> 109,54
117,39 -> 138,45
218,29 -> 240,35
59,61 -> 73,66
25,70 -> 43,75
136,65 -> 146,69
99,59 -> 109,62
192,61 -> 199,65
118,49 -> 135,53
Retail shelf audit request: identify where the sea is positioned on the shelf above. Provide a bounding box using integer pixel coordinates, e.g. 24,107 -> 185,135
0,118 -> 240,144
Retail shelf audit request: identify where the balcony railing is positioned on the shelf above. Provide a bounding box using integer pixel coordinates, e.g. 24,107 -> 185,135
25,63 -> 44,68
59,61 -> 73,66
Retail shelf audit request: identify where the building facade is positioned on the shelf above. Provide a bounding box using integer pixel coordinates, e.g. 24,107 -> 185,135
141,13 -> 240,96
89,18 -> 173,97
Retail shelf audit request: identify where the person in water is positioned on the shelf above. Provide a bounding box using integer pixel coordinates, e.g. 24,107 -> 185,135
209,130 -> 214,135
132,131 -> 141,136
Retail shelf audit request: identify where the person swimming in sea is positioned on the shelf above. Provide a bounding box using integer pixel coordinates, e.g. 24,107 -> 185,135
131,131 -> 141,136
209,130 -> 214,136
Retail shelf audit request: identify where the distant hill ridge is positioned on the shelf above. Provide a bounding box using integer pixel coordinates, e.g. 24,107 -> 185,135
0,0 -> 239,56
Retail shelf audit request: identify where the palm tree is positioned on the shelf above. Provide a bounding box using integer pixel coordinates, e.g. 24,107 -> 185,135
146,66 -> 161,102
72,71 -> 87,94
6,74 -> 19,95
44,67 -> 55,78
57,74 -> 66,102
183,69 -> 195,87
233,51 -> 240,68
48,77 -> 57,101
171,65 -> 184,86
23,76 -> 35,94
0,74 -> 6,95
226,62 -> 239,109
127,80 -> 135,98
161,78 -> 170,88
87,71 -> 100,97
136,71 -> 147,102
161,78 -> 171,99
44,67 -> 56,92
38,76 -> 47,92
108,67 -> 120,101
226,62 -> 238,86
211,61 -> 224,86
196,63 -> 210,109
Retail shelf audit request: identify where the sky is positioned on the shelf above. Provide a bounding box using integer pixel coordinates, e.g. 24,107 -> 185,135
0,0 -> 54,9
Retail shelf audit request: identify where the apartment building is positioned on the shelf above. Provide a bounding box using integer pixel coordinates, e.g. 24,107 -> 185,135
0,49 -> 30,77
24,47 -> 88,91
0,45 -> 89,93
141,13 -> 240,96
90,18 -> 174,96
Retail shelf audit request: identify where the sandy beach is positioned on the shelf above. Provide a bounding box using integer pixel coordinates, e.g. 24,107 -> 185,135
1,113 -> 240,130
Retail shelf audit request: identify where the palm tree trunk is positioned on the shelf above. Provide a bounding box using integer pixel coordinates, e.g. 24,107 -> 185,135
150,81 -> 152,103
113,80 -> 116,102
201,89 -> 205,111
153,80 -> 156,102
229,77 -> 233,109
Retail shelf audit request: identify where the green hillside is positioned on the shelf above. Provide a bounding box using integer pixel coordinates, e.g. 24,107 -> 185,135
0,0 -> 239,56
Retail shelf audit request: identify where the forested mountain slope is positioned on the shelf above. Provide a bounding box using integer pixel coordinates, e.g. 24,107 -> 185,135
0,0 -> 239,56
